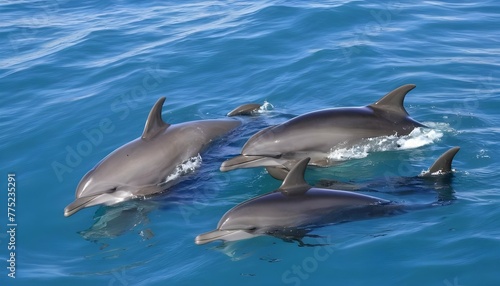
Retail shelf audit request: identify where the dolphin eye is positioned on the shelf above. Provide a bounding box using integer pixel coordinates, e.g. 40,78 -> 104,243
247,227 -> 257,232
107,187 -> 118,193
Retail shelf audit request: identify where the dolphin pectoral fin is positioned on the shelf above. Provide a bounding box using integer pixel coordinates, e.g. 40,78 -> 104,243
136,185 -> 164,197
220,155 -> 283,172
422,146 -> 460,176
64,196 -> 99,217
195,229 -> 257,245
265,167 -> 290,180
227,103 -> 262,117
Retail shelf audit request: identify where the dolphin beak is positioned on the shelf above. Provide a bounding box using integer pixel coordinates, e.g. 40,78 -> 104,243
195,229 -> 257,245
64,196 -> 98,217
220,155 -> 283,172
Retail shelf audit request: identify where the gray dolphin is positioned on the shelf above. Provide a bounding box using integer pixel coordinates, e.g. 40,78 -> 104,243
220,84 -> 426,179
317,147 -> 460,200
196,157 -> 411,245
64,97 -> 255,217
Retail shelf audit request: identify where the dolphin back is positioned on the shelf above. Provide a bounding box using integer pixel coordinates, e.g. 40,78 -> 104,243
227,103 -> 261,116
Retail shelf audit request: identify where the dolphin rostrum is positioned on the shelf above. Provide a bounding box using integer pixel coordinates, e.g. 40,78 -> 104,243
64,97 -> 256,217
220,84 -> 426,179
196,158 -> 413,245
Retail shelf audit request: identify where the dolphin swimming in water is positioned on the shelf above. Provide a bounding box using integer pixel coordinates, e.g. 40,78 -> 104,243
317,147 -> 460,201
64,98 -> 260,217
196,157 -> 426,245
220,84 -> 426,179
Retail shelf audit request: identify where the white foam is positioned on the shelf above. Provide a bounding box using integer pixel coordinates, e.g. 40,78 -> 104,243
327,123 -> 450,161
476,149 -> 490,158
424,121 -> 456,133
257,101 -> 274,113
419,169 -> 456,177
164,154 -> 203,183
397,128 -> 442,150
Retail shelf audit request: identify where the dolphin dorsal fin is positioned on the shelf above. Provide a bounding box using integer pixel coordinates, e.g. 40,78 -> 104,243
142,97 -> 170,140
369,84 -> 416,116
279,158 -> 311,196
428,147 -> 460,174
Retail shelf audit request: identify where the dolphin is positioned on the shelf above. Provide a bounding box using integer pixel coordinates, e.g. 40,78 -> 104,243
64,97 -> 258,217
316,147 -> 460,203
196,158 -> 414,245
220,84 -> 426,179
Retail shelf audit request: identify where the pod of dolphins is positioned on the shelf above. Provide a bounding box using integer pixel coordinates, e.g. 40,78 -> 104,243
64,84 -> 461,246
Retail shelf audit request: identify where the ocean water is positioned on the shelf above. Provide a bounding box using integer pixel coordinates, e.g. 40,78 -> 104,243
1,1 -> 499,285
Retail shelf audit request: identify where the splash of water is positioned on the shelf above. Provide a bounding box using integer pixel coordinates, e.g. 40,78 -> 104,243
419,169 -> 456,177
257,101 -> 274,113
327,122 -> 450,161
164,154 -> 203,183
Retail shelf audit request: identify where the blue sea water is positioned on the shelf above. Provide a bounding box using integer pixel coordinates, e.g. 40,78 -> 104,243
1,0 -> 500,285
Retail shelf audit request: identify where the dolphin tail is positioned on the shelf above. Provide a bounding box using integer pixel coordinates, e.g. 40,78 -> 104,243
195,229 -> 257,245
422,147 -> 460,176
64,195 -> 99,217
227,103 -> 262,117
